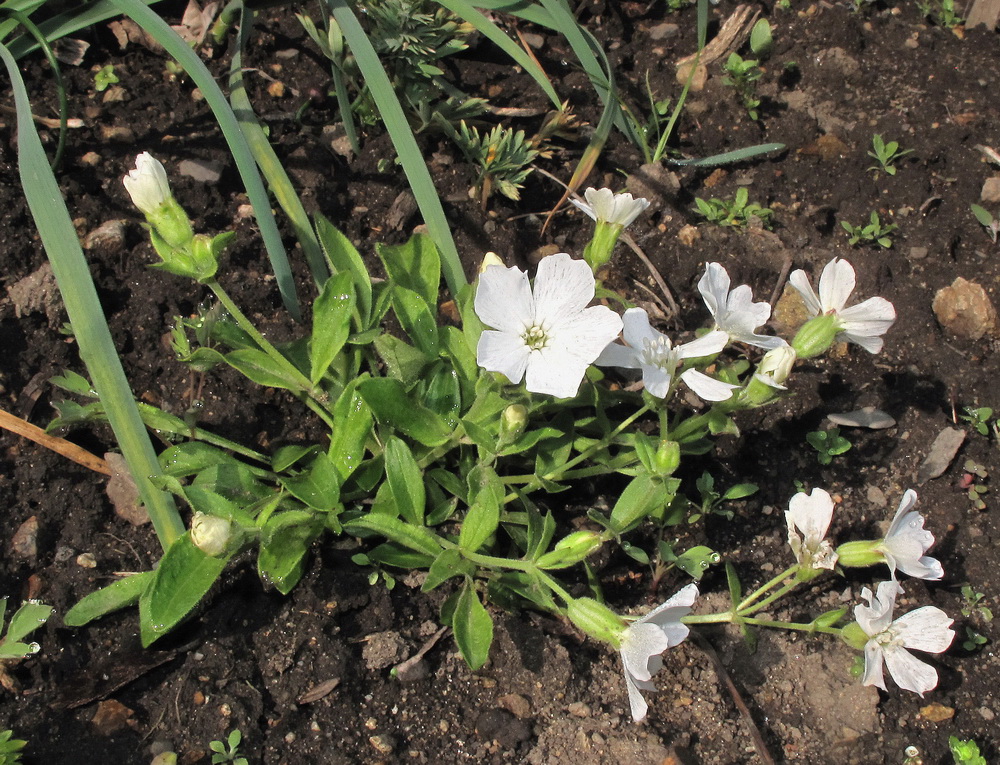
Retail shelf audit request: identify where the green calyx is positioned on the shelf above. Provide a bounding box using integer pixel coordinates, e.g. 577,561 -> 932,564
566,597 -> 626,647
791,314 -> 840,359
536,530 -> 604,569
834,539 -> 886,569
582,221 -> 623,272
840,621 -> 869,650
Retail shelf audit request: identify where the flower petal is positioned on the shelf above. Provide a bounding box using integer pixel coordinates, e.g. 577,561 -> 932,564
621,307 -> 661,348
680,369 -> 738,402
789,269 -> 823,316
855,582 -> 899,636
698,263 -> 731,318
477,330 -> 530,385
621,623 -> 671,682
883,645 -> 939,695
893,607 -> 955,654
475,264 -> 533,334
639,363 -> 673,398
786,488 -> 834,546
861,642 -> 887,690
532,253 -> 597,326
623,664 -> 651,722
817,258 -> 856,312
678,330 -> 729,359
595,342 -> 641,369
525,346 -> 591,398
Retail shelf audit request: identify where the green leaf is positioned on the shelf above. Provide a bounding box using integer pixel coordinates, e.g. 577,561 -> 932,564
4,601 -> 52,643
225,348 -> 302,391
675,546 -> 720,581
749,18 -> 772,57
526,505 -> 557,560
310,271 -> 355,385
421,364 -> 462,428
384,436 -> 426,525
971,204 -> 994,227
159,442 -> 237,477
459,493 -> 500,553
377,234 -> 441,310
722,483 -> 758,501
423,549 -> 475,591
392,285 -> 440,357
139,534 -> 230,646
725,562 -> 742,607
280,453 -> 341,511
315,214 -> 372,325
258,512 -> 322,594
49,369 -> 96,397
271,444 -> 318,473
374,334 -> 431,386
358,378 -> 453,447
453,579 -> 493,670
344,513 -> 443,558
329,379 -> 373,480
63,572 -> 155,627
609,474 -> 673,532
811,608 -> 847,629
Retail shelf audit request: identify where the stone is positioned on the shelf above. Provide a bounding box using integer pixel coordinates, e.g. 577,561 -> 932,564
932,277 -> 998,340
178,159 -> 224,184
675,61 -> 707,91
84,220 -> 127,255
981,176 -> 1000,204
99,125 -> 135,142
916,427 -> 966,484
362,631 -> 406,670
649,22 -> 679,40
676,224 -> 700,246
11,516 -> 38,559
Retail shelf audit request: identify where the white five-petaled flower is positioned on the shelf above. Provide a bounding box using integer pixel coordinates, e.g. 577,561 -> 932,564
855,580 -> 954,696
620,584 -> 698,722
785,488 -> 839,570
878,490 -> 944,581
570,187 -> 650,228
698,263 -> 786,350
596,308 -> 738,401
123,152 -> 172,216
789,258 -> 896,353
475,253 -> 623,398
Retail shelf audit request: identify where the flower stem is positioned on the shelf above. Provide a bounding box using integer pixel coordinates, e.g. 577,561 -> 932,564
735,564 -> 800,612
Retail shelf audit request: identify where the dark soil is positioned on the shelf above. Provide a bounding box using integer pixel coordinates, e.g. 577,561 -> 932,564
2,1 -> 1000,763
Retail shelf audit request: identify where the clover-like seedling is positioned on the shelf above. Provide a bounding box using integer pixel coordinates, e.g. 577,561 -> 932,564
960,460 -> 988,510
806,428 -> 852,465
841,211 -> 897,248
210,729 -> 248,765
93,64 -> 119,93
960,405 -> 994,436
694,187 -> 773,228
867,134 -> 912,177
960,584 -> 993,622
949,736 -> 987,765
971,204 -> 999,244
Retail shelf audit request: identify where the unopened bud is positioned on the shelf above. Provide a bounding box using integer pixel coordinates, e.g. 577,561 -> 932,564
791,314 -> 840,359
581,221 -> 623,272
479,252 -> 504,273
566,597 -> 627,647
652,440 -> 681,476
744,345 -> 797,405
834,539 -> 886,569
537,530 -> 603,569
190,512 -> 232,557
499,404 -> 528,445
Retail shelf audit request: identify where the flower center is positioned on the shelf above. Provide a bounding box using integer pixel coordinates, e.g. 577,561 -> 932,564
639,336 -> 680,372
522,325 -> 549,351
873,626 -> 902,648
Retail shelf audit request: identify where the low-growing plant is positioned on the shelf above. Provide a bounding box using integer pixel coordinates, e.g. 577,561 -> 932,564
806,428 -> 852,465
960,584 -> 993,622
721,52 -> 763,120
0,599 -> 52,661
960,405 -> 995,436
949,736 -> 987,765
0,730 -> 25,765
917,0 -> 964,28
452,122 -> 541,206
960,459 -> 988,510
961,625 -> 988,652
694,187 -> 773,227
842,211 -> 897,248
867,134 -> 913,177
210,730 -> 248,765
971,204 -> 1000,243
93,63 -> 119,92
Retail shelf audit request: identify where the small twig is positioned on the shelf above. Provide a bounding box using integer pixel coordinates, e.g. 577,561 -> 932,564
0,407 -> 111,475
620,232 -> 680,318
689,630 -> 776,765
0,104 -> 83,129
633,281 -> 672,319
768,253 -> 793,308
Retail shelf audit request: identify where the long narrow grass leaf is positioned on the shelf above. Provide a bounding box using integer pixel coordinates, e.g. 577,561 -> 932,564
326,0 -> 466,299
109,0 -> 302,320
0,40 -> 185,550
669,143 -> 786,167
231,4 -> 329,287
5,0 -> 163,58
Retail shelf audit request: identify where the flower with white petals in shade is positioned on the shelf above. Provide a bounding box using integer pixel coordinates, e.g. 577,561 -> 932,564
123,152 -> 172,216
571,187 -> 650,228
475,253 -> 623,398
854,580 -> 954,695
878,490 -> 944,581
620,584 -> 698,721
698,263 -> 786,349
785,488 -> 838,572
789,258 -> 896,353
596,308 -> 738,401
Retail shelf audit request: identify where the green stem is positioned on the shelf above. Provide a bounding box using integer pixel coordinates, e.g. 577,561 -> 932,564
457,548 -> 573,604
741,617 -> 843,638
739,578 -> 800,618
736,564 -> 800,612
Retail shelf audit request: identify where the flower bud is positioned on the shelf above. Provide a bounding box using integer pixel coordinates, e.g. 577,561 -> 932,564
498,404 -> 528,445
190,512 -> 232,557
537,530 -> 603,569
582,221 -> 623,272
791,314 -> 840,359
566,597 -> 627,647
652,439 -> 681,476
743,345 -> 797,405
124,153 -> 195,252
479,252 -> 504,273
834,539 -> 886,569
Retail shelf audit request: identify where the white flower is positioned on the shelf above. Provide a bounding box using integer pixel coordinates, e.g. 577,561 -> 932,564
785,488 -> 838,570
753,345 -> 797,390
855,580 -> 954,695
190,512 -> 232,557
475,253 -> 623,398
620,584 -> 698,721
123,152 -> 172,216
698,263 -> 786,349
571,187 -> 650,227
788,258 -> 896,353
878,490 -> 944,581
596,308 -> 738,401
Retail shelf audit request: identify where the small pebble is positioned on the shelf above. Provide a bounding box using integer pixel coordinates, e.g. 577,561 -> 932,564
979,706 -> 995,721
76,552 -> 97,568
369,734 -> 395,754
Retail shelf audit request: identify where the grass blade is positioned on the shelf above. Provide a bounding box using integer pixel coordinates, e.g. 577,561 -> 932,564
109,0 -> 302,320
0,40 -> 185,550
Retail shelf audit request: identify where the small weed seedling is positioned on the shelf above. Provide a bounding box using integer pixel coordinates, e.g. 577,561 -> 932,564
691,472 -> 758,523
0,599 -> 52,660
721,53 -> 763,120
93,64 -> 119,92
0,730 -> 25,765
210,730 -> 248,765
917,0 -> 964,28
960,584 -> 993,622
454,122 -> 539,206
962,625 -> 988,652
806,428 -> 852,465
970,205 -> 999,243
867,134 -> 912,177
960,405 -> 995,436
949,736 -> 987,765
959,460 -> 988,510
694,187 -> 773,228
841,211 -> 897,248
